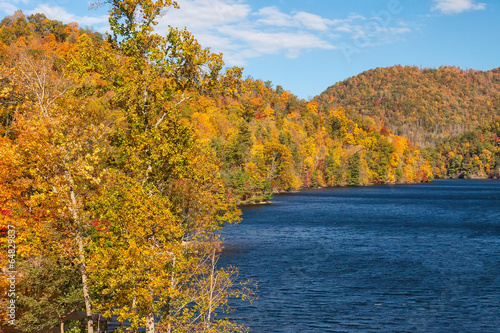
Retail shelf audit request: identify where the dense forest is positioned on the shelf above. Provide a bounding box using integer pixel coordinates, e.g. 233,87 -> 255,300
0,2 -> 499,332
315,65 -> 500,179
315,65 -> 500,147
0,5 -> 248,332
184,79 -> 432,204
427,120 -> 500,179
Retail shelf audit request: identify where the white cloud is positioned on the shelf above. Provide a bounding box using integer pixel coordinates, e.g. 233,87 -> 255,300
27,4 -> 108,28
0,2 -> 17,14
220,26 -> 336,58
256,6 -> 294,27
332,12 -> 410,49
256,7 -> 340,31
0,0 -> 412,67
432,0 -> 486,14
155,0 -> 343,64
335,25 -> 353,34
156,0 -> 412,65
294,11 -> 331,31
347,13 -> 367,21
0,0 -> 30,15
158,0 -> 250,31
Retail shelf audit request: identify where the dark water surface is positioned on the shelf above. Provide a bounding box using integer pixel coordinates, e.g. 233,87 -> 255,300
218,180 -> 500,332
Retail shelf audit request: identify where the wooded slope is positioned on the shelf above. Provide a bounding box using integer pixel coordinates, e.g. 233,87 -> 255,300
185,79 -> 432,203
315,65 -> 500,148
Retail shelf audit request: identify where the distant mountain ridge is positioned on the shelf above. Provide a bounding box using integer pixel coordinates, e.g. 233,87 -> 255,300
315,65 -> 500,147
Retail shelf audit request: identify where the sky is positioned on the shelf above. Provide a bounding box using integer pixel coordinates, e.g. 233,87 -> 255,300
1,0 -> 499,99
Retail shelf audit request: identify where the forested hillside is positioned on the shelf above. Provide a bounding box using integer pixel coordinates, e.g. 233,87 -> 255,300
184,79 -> 432,203
315,65 -> 500,179
315,65 -> 500,147
427,120 -> 500,179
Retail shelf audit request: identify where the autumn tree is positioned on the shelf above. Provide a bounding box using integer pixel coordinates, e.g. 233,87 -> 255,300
0,25 -> 114,333
1,3 -> 243,332
69,0 -> 242,331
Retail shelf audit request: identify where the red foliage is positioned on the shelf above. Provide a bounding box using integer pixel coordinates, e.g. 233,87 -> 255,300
380,125 -> 390,136
1,209 -> 12,216
91,219 -> 109,232
416,170 -> 429,182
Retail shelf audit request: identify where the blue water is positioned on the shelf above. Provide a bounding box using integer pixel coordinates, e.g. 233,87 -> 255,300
218,180 -> 500,332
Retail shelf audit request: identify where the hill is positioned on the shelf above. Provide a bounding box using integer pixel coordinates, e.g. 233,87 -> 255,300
426,120 -> 500,179
0,13 -> 433,211
184,78 -> 432,203
315,65 -> 500,148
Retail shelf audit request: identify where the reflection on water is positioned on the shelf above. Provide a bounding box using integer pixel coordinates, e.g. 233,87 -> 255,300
219,180 -> 500,332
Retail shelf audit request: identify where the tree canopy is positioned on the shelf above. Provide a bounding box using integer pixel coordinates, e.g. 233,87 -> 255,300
2,4 -> 498,333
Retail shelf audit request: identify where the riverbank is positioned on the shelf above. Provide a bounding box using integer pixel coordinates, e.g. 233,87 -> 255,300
236,179 -> 434,205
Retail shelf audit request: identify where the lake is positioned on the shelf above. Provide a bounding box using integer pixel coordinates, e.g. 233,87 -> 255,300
218,180 -> 500,332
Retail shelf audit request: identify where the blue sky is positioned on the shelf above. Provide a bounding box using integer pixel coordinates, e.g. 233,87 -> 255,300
1,0 -> 499,99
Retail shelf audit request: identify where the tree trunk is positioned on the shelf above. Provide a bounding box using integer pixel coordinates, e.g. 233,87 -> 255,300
76,228 -> 94,333
66,176 -> 94,333
145,312 -> 155,333
166,255 -> 177,333
206,248 -> 218,330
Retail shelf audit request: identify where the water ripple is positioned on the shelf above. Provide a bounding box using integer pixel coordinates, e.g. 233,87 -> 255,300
219,180 -> 500,332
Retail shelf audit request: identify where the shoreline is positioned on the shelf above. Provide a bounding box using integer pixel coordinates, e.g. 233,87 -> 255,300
237,200 -> 274,207
236,177 -> 499,205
